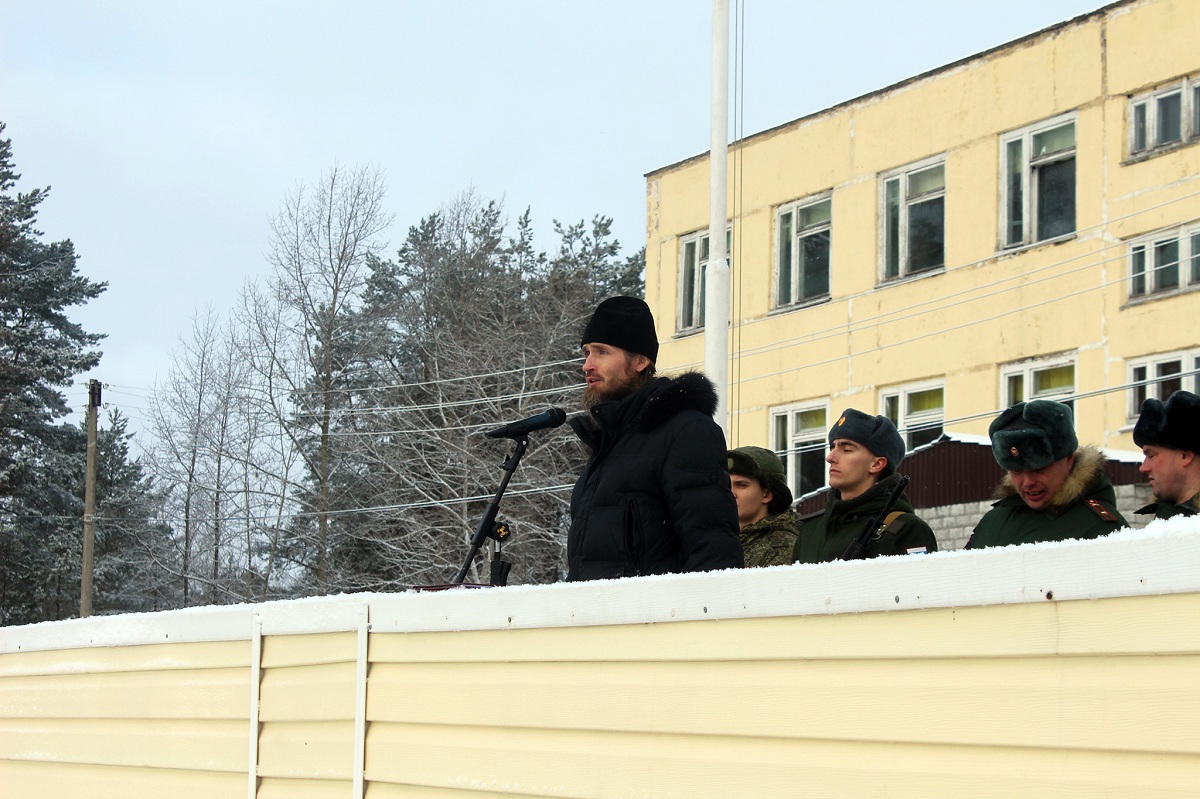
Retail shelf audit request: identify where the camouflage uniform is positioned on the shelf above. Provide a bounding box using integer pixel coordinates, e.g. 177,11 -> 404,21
739,510 -> 800,568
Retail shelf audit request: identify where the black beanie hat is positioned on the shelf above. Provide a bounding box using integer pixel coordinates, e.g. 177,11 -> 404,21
828,408 -> 906,477
581,296 -> 659,363
1133,390 -> 1200,454
989,399 -> 1077,471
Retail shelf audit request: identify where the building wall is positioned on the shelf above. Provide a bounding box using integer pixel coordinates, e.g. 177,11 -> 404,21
645,0 -> 1200,463
3,520 -> 1200,798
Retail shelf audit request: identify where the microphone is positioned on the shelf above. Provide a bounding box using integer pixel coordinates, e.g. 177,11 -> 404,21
485,408 -> 568,439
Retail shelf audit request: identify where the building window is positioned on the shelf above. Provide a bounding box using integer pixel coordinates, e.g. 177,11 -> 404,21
772,403 -> 828,499
881,383 -> 944,451
1129,349 -> 1200,418
776,195 -> 831,307
1002,357 -> 1076,412
1001,114 -> 1076,248
1129,224 -> 1200,300
881,158 -> 945,280
677,227 -> 731,332
1130,76 -> 1200,157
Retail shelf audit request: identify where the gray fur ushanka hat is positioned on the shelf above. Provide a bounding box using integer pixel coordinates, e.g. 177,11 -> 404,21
1133,390 -> 1200,454
989,399 -> 1078,471
828,408 -> 906,477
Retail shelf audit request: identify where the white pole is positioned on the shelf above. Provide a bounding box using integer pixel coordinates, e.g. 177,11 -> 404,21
705,0 -> 731,435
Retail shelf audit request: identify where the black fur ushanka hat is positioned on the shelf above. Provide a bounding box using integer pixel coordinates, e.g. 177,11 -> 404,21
1133,390 -> 1200,454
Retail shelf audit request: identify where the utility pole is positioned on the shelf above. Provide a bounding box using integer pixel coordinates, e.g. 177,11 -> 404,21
80,379 -> 100,618
705,0 -> 731,435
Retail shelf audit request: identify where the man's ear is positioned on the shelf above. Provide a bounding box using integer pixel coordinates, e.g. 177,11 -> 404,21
868,456 -> 887,475
631,354 -> 652,374
761,489 -> 774,507
1180,450 -> 1196,468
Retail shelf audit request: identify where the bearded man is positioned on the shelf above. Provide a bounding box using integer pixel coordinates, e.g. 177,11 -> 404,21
566,296 -> 742,581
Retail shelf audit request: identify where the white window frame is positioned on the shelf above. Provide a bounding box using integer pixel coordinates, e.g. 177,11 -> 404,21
775,193 -> 832,309
1000,355 -> 1077,410
1127,348 -> 1200,419
880,380 -> 945,452
1127,222 -> 1200,301
771,400 -> 829,500
879,155 -> 946,282
676,226 -> 731,333
1129,75 -> 1200,157
1000,112 -> 1077,249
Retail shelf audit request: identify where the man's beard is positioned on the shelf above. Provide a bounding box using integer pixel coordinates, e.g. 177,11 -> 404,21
583,371 -> 643,409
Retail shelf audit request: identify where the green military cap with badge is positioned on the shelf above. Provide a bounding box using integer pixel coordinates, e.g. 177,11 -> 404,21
989,399 -> 1078,471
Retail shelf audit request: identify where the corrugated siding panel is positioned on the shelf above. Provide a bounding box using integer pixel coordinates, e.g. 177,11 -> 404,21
255,631 -> 358,788
0,639 -> 249,676
365,656 -> 1197,752
257,775 -> 360,798
0,717 -> 246,771
0,640 -> 251,793
0,760 -> 244,799
260,631 -> 356,668
1,666 -> 247,719
364,725 -> 1200,798
362,595 -> 1200,797
256,720 -> 355,780
259,662 -> 356,722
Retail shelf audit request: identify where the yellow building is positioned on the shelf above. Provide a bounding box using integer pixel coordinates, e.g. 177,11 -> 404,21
646,0 -> 1200,503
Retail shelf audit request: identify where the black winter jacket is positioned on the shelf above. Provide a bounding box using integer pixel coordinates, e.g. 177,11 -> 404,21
567,372 -> 743,581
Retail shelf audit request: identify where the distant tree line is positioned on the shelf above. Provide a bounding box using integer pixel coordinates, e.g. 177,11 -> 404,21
0,124 -> 643,625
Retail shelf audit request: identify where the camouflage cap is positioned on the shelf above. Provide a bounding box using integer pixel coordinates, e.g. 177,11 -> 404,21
727,446 -> 793,514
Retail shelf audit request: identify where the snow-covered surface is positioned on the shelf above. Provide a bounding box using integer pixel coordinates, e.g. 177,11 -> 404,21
932,430 -> 992,448
4,516 -> 1197,653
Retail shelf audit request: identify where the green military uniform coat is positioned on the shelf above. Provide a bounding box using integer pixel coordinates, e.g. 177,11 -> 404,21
793,472 -> 937,563
1136,491 -> 1199,521
966,447 -> 1128,549
739,510 -> 800,568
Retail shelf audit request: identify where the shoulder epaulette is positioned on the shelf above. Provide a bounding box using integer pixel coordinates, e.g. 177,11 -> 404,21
1085,499 -> 1120,523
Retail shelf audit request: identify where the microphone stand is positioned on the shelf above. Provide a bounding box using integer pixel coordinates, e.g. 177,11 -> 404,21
451,434 -> 529,585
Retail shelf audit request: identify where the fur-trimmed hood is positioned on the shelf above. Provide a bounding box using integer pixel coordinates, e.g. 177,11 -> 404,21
994,445 -> 1107,511
638,371 -> 719,431
570,371 -> 720,451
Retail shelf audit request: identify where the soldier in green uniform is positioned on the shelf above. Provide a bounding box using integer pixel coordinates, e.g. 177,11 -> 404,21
1133,390 -> 1200,520
792,409 -> 936,563
727,446 -> 799,568
967,400 -> 1128,549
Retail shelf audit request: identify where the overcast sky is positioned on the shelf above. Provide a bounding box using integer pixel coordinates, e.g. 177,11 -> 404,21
2,0 -> 1105,438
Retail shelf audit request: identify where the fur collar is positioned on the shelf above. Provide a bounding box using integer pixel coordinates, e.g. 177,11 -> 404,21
994,445 -> 1106,511
638,371 -> 719,431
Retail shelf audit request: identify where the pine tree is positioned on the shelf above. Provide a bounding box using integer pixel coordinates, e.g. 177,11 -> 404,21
0,121 -> 108,624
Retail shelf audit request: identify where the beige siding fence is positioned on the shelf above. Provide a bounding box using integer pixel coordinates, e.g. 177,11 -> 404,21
3,518 -> 1200,798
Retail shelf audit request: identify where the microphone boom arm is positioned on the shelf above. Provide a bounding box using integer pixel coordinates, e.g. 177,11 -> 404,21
451,434 -> 529,585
